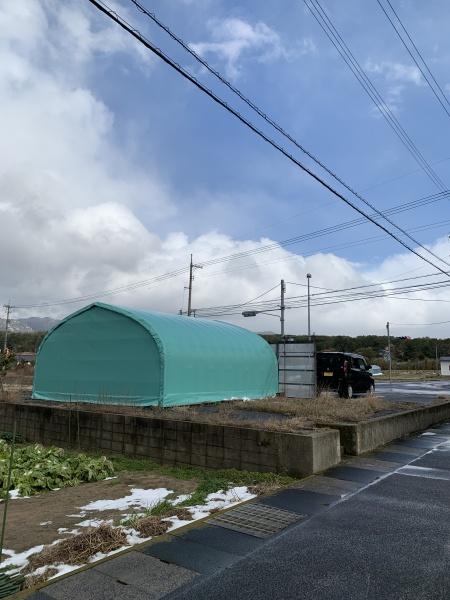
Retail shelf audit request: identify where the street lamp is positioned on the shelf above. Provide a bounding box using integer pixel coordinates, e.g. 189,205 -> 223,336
242,310 -> 281,319
242,280 -> 287,338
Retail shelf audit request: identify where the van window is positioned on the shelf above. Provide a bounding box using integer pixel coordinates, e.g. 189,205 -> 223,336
352,357 -> 366,370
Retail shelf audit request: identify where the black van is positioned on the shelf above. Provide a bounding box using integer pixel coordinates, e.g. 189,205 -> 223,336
316,352 -> 375,398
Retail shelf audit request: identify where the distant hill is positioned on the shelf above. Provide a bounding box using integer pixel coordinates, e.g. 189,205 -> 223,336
0,317 -> 59,333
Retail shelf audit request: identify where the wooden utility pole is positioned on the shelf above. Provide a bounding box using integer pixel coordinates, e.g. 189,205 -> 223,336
280,279 -> 285,338
187,255 -> 202,316
386,321 -> 392,384
3,304 -> 11,352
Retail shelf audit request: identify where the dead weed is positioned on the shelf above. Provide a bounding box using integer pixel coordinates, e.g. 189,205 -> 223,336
135,517 -> 170,538
24,567 -> 59,589
237,393 -> 408,423
25,524 -> 127,572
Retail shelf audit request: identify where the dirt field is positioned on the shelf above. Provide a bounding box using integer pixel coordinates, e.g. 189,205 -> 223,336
0,471 -> 197,554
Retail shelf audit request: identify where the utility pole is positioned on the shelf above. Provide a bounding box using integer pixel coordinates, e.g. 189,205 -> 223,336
386,321 -> 392,384
186,254 -> 202,317
436,339 -> 439,374
280,279 -> 286,338
3,304 -> 11,352
307,273 -> 312,340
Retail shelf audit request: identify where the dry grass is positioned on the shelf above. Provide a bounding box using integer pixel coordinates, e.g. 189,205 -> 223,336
170,507 -> 193,520
25,525 -> 127,572
237,392 -> 412,423
248,481 -> 283,496
135,517 -> 171,538
24,567 -> 58,589
166,404 -> 311,431
7,387 -> 418,431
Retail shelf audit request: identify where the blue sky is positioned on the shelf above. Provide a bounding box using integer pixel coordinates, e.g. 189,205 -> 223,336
89,0 -> 450,255
1,0 -> 449,336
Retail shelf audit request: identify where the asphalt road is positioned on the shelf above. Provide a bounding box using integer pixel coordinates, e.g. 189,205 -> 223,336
169,425 -> 450,600
376,379 -> 450,404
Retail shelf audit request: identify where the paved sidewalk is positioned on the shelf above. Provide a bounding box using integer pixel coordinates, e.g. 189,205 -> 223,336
27,423 -> 450,599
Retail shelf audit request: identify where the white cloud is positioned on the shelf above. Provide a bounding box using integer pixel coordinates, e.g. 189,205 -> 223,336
190,18 -> 315,80
365,60 -> 423,113
365,60 -> 422,86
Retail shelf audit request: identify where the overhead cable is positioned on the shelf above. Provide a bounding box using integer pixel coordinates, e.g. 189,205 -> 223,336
128,0 -> 450,269
304,0 -> 447,192
377,0 -> 450,119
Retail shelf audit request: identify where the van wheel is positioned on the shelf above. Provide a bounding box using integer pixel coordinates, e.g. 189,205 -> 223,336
346,384 -> 353,399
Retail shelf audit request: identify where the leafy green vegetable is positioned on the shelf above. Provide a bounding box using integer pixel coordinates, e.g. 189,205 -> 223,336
0,442 -> 114,497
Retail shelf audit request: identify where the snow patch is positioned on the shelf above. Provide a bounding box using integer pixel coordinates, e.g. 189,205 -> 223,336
172,494 -> 191,505
76,518 -> 113,528
79,488 -> 172,512
1,545 -> 44,572
57,528 -> 80,535
39,521 -> 52,526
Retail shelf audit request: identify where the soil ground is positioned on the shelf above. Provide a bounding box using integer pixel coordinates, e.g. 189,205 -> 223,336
0,471 -> 197,554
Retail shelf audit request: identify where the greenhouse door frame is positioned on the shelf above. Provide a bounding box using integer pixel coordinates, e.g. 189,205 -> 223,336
274,341 -> 316,399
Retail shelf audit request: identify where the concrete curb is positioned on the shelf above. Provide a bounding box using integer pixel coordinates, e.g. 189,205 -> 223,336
319,400 -> 450,454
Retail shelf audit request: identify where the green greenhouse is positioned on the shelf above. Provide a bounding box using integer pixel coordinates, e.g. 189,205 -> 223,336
32,302 -> 278,407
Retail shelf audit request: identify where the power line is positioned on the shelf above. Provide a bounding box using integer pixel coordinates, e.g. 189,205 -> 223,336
11,189 -> 447,310
391,319 -> 450,326
128,0 -> 450,270
202,216 -> 450,283
377,0 -> 450,119
199,191 -> 450,268
86,0 -> 450,281
304,0 -> 447,192
196,271 -> 450,316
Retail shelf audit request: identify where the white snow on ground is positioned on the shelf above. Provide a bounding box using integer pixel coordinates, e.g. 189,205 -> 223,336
1,545 -> 45,572
172,494 -> 191,505
188,486 -> 255,520
40,521 -> 52,526
0,489 -> 30,501
168,486 -> 256,531
57,528 -> 80,535
76,518 -> 113,528
6,485 -> 256,584
48,564 -> 80,579
79,487 -> 172,512
421,432 -> 437,436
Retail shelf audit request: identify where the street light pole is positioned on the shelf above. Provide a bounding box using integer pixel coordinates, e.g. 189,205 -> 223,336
386,321 -> 392,384
306,274 -> 311,341
280,279 -> 285,339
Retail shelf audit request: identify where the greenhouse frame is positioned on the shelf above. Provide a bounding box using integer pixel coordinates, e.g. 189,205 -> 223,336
32,302 -> 278,407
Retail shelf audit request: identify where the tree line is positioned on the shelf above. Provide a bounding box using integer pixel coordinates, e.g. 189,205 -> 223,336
262,334 -> 450,370
4,331 -> 450,370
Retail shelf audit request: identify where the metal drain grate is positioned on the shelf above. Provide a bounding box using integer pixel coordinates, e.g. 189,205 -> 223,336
209,503 -> 302,538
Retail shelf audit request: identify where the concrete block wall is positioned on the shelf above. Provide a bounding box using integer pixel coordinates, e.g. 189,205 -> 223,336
0,402 -> 340,478
320,400 -> 450,455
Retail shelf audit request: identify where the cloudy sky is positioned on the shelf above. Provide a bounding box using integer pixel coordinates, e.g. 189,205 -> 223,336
1,0 -> 450,337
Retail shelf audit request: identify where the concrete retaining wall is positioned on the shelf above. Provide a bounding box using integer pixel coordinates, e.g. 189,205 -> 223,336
0,402 -> 340,478
320,401 -> 450,455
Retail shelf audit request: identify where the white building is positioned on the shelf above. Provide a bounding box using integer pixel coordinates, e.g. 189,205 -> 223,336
440,356 -> 450,376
